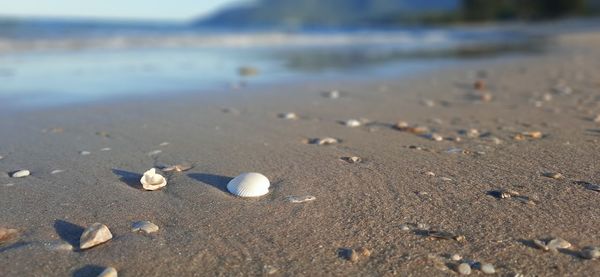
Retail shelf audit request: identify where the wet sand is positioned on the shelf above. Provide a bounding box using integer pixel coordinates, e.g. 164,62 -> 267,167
2,31 -> 600,276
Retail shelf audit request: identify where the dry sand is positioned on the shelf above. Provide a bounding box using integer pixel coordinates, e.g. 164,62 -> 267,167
2,31 -> 600,276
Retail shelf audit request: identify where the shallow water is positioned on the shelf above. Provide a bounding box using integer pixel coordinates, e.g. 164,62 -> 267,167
0,24 -> 547,109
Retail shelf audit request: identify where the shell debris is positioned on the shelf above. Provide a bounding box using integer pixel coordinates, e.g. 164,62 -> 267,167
278,112 -> 298,120
457,263 -> 471,275
581,246 -> 600,259
147,150 -> 162,156
162,164 -> 193,173
533,237 -> 571,252
98,267 -> 118,277
80,223 -> 112,250
542,172 -> 564,179
131,221 -> 159,234
426,230 -> 465,242
0,227 -> 19,244
343,119 -> 361,127
286,195 -> 316,203
309,137 -> 339,145
323,90 -> 340,99
140,168 -> 167,191
341,156 -> 361,163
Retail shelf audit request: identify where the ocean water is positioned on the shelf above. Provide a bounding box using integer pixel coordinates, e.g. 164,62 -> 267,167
0,19 -> 548,109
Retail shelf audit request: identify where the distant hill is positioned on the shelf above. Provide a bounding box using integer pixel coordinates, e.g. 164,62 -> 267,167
195,0 -> 460,28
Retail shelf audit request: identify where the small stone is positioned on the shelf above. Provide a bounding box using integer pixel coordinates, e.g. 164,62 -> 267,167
427,133 -> 444,141
480,263 -> 495,274
451,254 -> 462,261
324,90 -> 340,99
543,172 -> 564,180
580,246 -> 600,259
466,129 -> 480,138
79,151 -> 91,156
344,119 -> 361,127
159,142 -> 170,146
11,170 -> 30,178
310,137 -> 339,145
100,147 -> 111,151
340,248 -> 359,262
341,156 -> 361,163
147,150 -> 162,156
45,240 -> 73,251
356,247 -> 371,257
80,223 -> 113,250
0,227 -> 19,244
457,263 -> 471,275
416,223 -> 428,229
594,115 -> 600,123
424,171 -> 435,176
278,112 -> 298,120
394,121 -> 409,130
97,267 -> 118,277
131,221 -> 159,234
399,224 -> 411,231
286,195 -> 316,203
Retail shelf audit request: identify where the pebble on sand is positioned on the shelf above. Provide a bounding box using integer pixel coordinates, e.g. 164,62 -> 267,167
131,221 -> 159,234
341,156 -> 361,163
425,133 -> 444,141
309,137 -> 339,145
457,263 -> 471,275
80,223 -> 112,250
451,254 -> 462,261
542,172 -> 564,179
480,263 -> 495,274
0,227 -> 19,244
278,112 -> 298,120
140,168 -> 167,191
11,170 -> 30,178
97,267 -> 118,277
343,119 -> 361,127
79,151 -> 91,156
581,246 -> 600,259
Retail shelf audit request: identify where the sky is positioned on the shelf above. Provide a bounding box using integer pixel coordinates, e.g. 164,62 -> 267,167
0,0 -> 246,21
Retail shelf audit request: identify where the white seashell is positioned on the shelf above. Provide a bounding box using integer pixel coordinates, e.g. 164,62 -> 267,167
80,223 -> 112,250
227,172 -> 270,197
286,195 -> 316,203
310,137 -> 339,145
140,168 -> 167,191
98,267 -> 118,277
11,170 -> 30,178
131,220 -> 159,234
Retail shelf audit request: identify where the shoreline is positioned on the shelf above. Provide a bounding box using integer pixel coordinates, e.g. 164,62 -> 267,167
2,31 -> 600,276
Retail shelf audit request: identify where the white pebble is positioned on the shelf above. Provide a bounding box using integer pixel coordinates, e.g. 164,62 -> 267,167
457,263 -> 471,275
581,246 -> 600,259
344,119 -> 361,127
97,267 -> 118,277
80,223 -> 112,250
79,151 -> 91,156
11,170 -> 30,178
480,263 -> 495,274
451,254 -> 462,261
278,112 -> 298,120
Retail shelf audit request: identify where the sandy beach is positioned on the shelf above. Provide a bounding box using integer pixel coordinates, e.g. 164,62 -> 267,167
2,30 -> 600,276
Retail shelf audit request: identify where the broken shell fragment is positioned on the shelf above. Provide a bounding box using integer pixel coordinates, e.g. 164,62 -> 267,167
356,247 -> 371,257
0,227 -> 19,244
286,195 -> 316,203
131,221 -> 159,234
426,230 -> 465,242
80,223 -> 112,250
426,133 -> 444,141
140,168 -> 167,191
162,164 -> 193,173
227,172 -> 270,197
542,172 -> 564,179
11,170 -> 30,178
547,237 -> 571,251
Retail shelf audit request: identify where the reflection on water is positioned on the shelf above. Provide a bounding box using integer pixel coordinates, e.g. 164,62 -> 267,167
0,28 -> 548,109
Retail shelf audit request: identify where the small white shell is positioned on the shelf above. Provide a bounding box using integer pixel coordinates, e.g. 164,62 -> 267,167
344,119 -> 361,127
278,112 -> 298,120
227,172 -> 270,197
140,168 -> 167,191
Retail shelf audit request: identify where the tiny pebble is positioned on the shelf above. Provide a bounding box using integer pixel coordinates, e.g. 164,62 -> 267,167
342,156 -> 361,163
11,170 -> 30,178
542,172 -> 564,179
424,171 -> 435,176
79,151 -> 91,156
147,150 -> 162,156
399,224 -> 410,231
80,223 -> 113,250
97,267 -> 118,277
0,227 -> 19,244
428,133 -> 443,141
278,112 -> 298,120
581,246 -> 600,259
100,148 -> 111,151
457,263 -> 471,275
159,142 -> 170,146
344,119 -> 361,127
451,254 -> 462,261
480,263 -> 495,274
